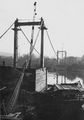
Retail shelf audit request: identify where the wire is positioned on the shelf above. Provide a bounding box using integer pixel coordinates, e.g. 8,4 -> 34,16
46,30 -> 57,58
18,30 -> 40,56
19,27 -> 40,55
19,26 -> 30,43
0,22 -> 14,39
31,29 -> 40,54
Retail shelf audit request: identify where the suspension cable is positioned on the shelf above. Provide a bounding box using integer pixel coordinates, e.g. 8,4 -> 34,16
46,30 -> 57,58
0,22 -> 14,39
19,27 -> 40,55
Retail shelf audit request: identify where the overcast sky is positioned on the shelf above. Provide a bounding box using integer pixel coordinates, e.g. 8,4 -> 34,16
0,0 -> 84,58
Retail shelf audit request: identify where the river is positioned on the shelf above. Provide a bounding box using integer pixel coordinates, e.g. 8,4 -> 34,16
47,72 -> 84,89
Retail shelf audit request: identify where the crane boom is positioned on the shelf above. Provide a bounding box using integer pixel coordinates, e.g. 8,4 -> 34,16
28,2 -> 37,67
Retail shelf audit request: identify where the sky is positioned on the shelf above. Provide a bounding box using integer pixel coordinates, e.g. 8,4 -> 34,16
0,0 -> 84,58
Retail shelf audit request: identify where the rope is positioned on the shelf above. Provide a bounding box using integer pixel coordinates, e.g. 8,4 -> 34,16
0,22 -> 14,39
19,27 -> 40,55
46,30 -> 57,58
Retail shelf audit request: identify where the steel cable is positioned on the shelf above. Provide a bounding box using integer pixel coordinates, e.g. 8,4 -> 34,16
19,27 -> 40,55
46,30 -> 57,58
0,22 -> 14,39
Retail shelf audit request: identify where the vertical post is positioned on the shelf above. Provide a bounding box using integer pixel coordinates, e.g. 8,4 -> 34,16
65,51 -> 67,61
56,73 -> 58,84
46,68 -> 48,90
62,51 -> 63,64
61,76 -> 63,83
64,76 -> 66,83
40,18 -> 47,68
40,18 -> 44,68
57,50 -> 59,64
13,19 -> 18,68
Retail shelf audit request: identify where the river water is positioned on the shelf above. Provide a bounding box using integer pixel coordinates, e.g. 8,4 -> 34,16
47,72 -> 84,89
46,72 -> 84,120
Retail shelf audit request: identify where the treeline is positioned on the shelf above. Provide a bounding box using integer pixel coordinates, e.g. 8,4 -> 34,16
1,54 -> 84,72
0,54 -> 57,72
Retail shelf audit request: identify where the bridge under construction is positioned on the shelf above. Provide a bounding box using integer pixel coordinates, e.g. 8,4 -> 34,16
0,2 -> 84,120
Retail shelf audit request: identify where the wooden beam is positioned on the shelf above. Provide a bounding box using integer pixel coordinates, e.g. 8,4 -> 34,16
17,21 -> 41,26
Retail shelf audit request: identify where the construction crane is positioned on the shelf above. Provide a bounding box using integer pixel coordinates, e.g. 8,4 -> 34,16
28,2 -> 37,67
